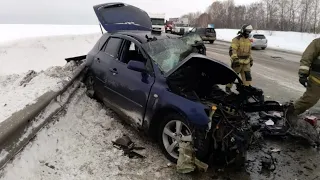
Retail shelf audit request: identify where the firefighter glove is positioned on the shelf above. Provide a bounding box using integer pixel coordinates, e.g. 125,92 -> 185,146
231,58 -> 240,68
299,73 -> 308,87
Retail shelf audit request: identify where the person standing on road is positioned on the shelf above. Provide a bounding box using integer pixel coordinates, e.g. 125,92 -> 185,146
226,24 -> 254,93
287,38 -> 320,145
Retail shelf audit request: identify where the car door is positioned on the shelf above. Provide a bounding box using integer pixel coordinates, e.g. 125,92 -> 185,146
90,37 -> 122,96
103,37 -> 155,126
91,37 -> 124,105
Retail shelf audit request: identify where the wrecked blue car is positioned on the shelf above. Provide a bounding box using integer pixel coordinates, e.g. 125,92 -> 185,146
66,2 -> 287,168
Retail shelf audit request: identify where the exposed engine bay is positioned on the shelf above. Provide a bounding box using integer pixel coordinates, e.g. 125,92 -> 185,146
167,64 -> 291,168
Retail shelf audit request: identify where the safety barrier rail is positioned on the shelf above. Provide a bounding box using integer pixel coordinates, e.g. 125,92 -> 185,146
0,62 -> 87,169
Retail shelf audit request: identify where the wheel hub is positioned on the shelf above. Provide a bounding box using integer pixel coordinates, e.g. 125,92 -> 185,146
162,120 -> 192,160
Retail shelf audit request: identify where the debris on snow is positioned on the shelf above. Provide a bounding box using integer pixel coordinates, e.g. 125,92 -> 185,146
112,135 -> 146,159
176,142 -> 208,174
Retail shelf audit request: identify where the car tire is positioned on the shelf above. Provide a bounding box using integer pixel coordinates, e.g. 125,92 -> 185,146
209,40 -> 214,44
84,73 -> 96,99
261,47 -> 266,50
158,113 -> 193,163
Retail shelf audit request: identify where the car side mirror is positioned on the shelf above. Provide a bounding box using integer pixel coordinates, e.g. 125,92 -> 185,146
127,60 -> 147,73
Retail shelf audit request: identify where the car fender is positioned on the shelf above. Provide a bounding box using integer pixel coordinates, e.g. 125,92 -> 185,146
144,86 -> 209,132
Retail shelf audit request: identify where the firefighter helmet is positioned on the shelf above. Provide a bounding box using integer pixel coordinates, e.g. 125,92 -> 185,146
239,24 -> 253,38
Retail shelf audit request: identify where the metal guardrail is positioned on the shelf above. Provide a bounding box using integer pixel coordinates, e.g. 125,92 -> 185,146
0,63 -> 87,169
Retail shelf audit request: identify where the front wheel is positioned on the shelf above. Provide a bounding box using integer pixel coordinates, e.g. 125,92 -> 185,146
209,40 -> 214,44
261,47 -> 266,50
158,113 -> 193,163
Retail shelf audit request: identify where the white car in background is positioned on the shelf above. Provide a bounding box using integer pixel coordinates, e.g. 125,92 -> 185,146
249,33 -> 268,50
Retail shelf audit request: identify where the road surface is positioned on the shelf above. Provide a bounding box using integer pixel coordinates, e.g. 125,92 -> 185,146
206,41 -> 320,112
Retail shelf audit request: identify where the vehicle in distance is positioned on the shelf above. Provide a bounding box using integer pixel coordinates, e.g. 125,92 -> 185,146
186,27 -> 216,44
249,33 -> 268,50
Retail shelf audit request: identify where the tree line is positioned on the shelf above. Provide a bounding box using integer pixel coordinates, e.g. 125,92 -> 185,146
182,0 -> 320,33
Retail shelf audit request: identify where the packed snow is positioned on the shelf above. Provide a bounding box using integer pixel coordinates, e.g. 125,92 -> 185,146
0,61 -> 79,123
216,29 -> 320,53
0,88 -> 201,180
0,25 -> 101,123
0,33 -> 101,75
0,24 -> 100,45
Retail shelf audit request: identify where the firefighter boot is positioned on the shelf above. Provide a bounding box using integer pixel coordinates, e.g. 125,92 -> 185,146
286,104 -> 320,145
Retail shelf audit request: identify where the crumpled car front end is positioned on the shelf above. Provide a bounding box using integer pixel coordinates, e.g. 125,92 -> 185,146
162,53 -> 254,170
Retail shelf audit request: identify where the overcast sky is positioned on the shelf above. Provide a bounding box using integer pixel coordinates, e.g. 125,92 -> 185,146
0,0 -> 257,24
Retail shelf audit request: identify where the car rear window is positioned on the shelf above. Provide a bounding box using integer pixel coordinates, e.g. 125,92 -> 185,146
104,37 -> 123,58
253,34 -> 266,39
206,28 -> 216,33
196,28 -> 206,33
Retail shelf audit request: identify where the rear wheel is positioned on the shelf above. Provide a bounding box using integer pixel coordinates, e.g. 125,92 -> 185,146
209,40 -> 214,44
158,113 -> 193,163
261,47 -> 266,50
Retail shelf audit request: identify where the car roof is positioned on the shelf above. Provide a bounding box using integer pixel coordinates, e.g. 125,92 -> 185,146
195,27 -> 214,29
251,33 -> 265,36
115,31 -> 180,43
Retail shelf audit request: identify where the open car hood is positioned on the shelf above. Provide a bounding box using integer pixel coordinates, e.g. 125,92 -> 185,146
93,2 -> 152,33
165,53 -> 241,86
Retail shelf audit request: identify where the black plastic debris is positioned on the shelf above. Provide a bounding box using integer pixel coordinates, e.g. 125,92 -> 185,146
112,134 -> 146,159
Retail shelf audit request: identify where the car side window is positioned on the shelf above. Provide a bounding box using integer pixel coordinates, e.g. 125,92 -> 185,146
119,40 -> 153,73
103,37 -> 123,58
119,41 -> 146,64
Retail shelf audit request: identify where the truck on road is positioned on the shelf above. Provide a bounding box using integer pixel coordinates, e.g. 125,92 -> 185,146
170,17 -> 193,35
149,13 -> 165,32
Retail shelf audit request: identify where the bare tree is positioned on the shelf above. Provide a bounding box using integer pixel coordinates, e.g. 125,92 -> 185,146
313,0 -> 320,33
189,0 -> 319,33
196,13 -> 211,27
181,12 -> 202,26
277,0 -> 289,31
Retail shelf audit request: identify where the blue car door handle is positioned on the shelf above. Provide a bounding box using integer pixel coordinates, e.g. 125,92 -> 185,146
109,68 -> 118,75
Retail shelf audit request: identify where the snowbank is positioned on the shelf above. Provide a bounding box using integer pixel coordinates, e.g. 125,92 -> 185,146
0,33 -> 101,76
0,62 -> 78,123
0,88 -> 190,180
0,24 -> 100,44
0,25 -> 101,123
216,29 -> 320,53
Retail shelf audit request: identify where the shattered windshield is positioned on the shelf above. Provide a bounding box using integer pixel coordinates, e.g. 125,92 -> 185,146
142,34 -> 203,73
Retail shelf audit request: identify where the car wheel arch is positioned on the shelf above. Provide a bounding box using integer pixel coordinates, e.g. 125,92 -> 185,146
148,106 -> 189,140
